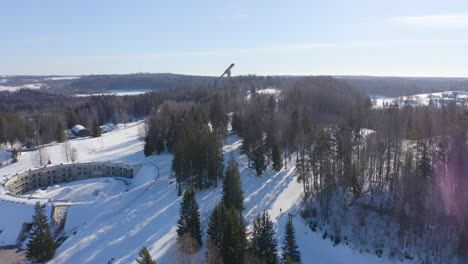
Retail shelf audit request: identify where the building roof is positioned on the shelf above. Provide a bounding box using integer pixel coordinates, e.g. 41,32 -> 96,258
71,125 -> 86,134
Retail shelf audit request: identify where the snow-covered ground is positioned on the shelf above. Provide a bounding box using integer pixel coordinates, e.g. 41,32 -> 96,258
1,120 -> 398,263
0,150 -> 12,162
25,178 -> 128,203
75,89 -> 153,97
0,83 -> 43,92
246,87 -> 281,100
44,76 -> 80,81
373,90 -> 468,108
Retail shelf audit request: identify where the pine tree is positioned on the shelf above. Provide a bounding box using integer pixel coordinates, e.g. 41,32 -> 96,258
177,189 -> 202,252
222,159 -> 244,212
136,247 -> 156,264
281,216 -> 301,264
250,211 -> 278,264
26,202 -> 56,263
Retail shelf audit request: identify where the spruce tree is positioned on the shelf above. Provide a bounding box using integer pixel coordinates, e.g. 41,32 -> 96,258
55,121 -> 66,143
143,136 -> 154,156
177,189 -> 202,252
250,211 -> 278,264
222,159 -> 244,212
207,202 -> 225,249
136,247 -> 156,264
92,119 -> 101,137
252,140 -> 267,176
156,138 -> 165,154
281,216 -> 301,264
272,143 -> 283,171
222,207 -> 247,264
26,202 -> 56,263
207,132 -> 224,187
207,202 -> 247,264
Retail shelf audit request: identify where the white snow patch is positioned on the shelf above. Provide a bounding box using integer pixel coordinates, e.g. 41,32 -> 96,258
246,87 -> 281,100
45,76 -> 80,81
76,90 -> 152,97
373,91 -> 468,108
0,83 -> 43,92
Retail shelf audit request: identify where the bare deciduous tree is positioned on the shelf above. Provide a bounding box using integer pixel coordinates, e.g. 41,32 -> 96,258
177,233 -> 201,264
70,147 -> 78,163
62,140 -> 78,163
34,147 -> 49,167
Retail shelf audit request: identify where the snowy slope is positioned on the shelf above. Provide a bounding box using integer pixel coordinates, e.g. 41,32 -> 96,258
1,121 -> 397,263
52,136 -> 390,264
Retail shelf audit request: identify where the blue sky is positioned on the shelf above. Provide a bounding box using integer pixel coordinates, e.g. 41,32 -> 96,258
1,0 -> 468,76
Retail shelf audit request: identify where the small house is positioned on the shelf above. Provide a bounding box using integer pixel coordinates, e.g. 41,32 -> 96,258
71,125 -> 90,137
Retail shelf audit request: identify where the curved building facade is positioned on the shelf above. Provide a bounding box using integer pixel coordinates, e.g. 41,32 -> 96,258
4,162 -> 137,195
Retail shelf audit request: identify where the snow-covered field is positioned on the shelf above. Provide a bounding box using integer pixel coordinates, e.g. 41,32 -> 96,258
373,90 -> 468,108
1,121 -> 396,263
44,76 -> 80,81
0,83 -> 43,92
246,87 -> 281,100
75,89 -> 153,97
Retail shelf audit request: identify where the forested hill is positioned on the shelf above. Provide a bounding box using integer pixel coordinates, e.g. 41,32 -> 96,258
341,76 -> 468,97
67,73 -> 217,92
69,74 -> 468,96
3,73 -> 468,97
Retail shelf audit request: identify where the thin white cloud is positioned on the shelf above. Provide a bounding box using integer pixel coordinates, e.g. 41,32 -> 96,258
50,39 -> 468,63
389,13 -> 468,28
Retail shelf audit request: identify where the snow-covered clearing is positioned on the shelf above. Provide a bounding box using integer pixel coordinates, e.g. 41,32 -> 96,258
44,76 -> 80,81
0,83 -> 43,92
246,87 -> 281,100
75,89 -> 153,97
373,90 -> 468,108
1,120 -> 396,263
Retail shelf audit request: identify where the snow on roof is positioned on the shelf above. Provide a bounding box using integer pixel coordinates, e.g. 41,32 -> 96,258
71,125 -> 86,133
99,125 -> 113,133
